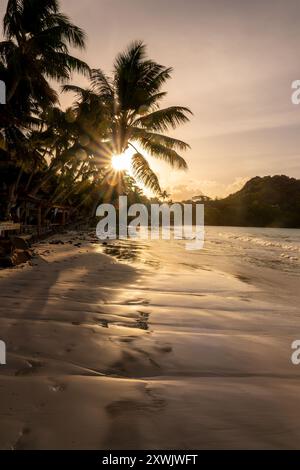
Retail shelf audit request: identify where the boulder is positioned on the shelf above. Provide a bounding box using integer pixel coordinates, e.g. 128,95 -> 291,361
11,236 -> 31,250
11,249 -> 32,266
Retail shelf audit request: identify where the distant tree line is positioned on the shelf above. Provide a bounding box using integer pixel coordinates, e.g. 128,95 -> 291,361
184,176 -> 300,228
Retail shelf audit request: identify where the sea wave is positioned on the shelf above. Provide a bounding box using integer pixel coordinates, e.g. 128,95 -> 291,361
216,231 -> 300,264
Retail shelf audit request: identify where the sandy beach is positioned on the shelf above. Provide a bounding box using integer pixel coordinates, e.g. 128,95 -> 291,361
0,227 -> 300,449
2,0 -> 300,457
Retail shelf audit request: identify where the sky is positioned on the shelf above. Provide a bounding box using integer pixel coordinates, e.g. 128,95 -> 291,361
2,0 -> 300,199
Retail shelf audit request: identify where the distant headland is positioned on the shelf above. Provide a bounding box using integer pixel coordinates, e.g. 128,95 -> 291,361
182,175 -> 300,228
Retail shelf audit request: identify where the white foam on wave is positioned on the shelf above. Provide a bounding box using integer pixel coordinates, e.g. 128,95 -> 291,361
218,232 -> 300,252
216,230 -> 300,265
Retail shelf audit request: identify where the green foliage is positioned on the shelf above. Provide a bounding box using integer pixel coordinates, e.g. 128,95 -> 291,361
204,176 -> 300,228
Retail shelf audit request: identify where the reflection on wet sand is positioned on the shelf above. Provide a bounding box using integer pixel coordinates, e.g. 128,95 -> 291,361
0,227 -> 300,449
103,241 -> 160,268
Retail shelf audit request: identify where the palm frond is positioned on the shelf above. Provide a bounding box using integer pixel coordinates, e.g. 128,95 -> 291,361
140,63 -> 173,94
114,40 -> 146,72
134,106 -> 192,131
90,69 -> 114,99
44,53 -> 90,80
62,84 -> 89,99
0,40 -> 18,63
131,152 -> 161,194
114,41 -> 150,110
42,14 -> 86,49
130,128 -> 190,151
3,0 -> 24,38
142,92 -> 167,109
137,140 -> 187,170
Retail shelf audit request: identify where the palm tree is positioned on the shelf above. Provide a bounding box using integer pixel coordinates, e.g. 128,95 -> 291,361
0,0 -> 90,220
64,41 -> 192,194
0,0 -> 90,167
160,190 -> 171,202
1,0 -> 89,106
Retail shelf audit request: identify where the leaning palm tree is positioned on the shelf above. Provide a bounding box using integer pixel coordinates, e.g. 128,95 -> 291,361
64,41 -> 192,194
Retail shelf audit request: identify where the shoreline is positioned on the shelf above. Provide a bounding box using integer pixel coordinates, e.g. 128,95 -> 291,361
0,231 -> 300,449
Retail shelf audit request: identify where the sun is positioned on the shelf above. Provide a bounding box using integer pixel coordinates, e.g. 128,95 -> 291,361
111,152 -> 132,172
109,145 -> 155,197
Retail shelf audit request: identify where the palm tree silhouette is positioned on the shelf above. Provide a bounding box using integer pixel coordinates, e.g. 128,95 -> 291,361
0,0 -> 90,218
1,0 -> 89,106
64,41 -> 192,194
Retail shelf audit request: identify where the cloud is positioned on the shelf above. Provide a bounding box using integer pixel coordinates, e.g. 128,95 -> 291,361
169,176 -> 250,201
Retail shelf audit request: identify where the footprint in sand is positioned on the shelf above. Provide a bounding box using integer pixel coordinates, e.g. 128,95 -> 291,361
11,426 -> 31,450
49,383 -> 66,393
135,311 -> 150,330
125,298 -> 150,306
155,345 -> 173,353
133,348 -> 161,368
118,337 -> 136,343
15,359 -> 43,376
99,319 -> 109,328
106,388 -> 166,418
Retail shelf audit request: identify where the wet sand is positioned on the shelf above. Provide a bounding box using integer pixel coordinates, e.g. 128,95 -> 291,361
0,229 -> 300,449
